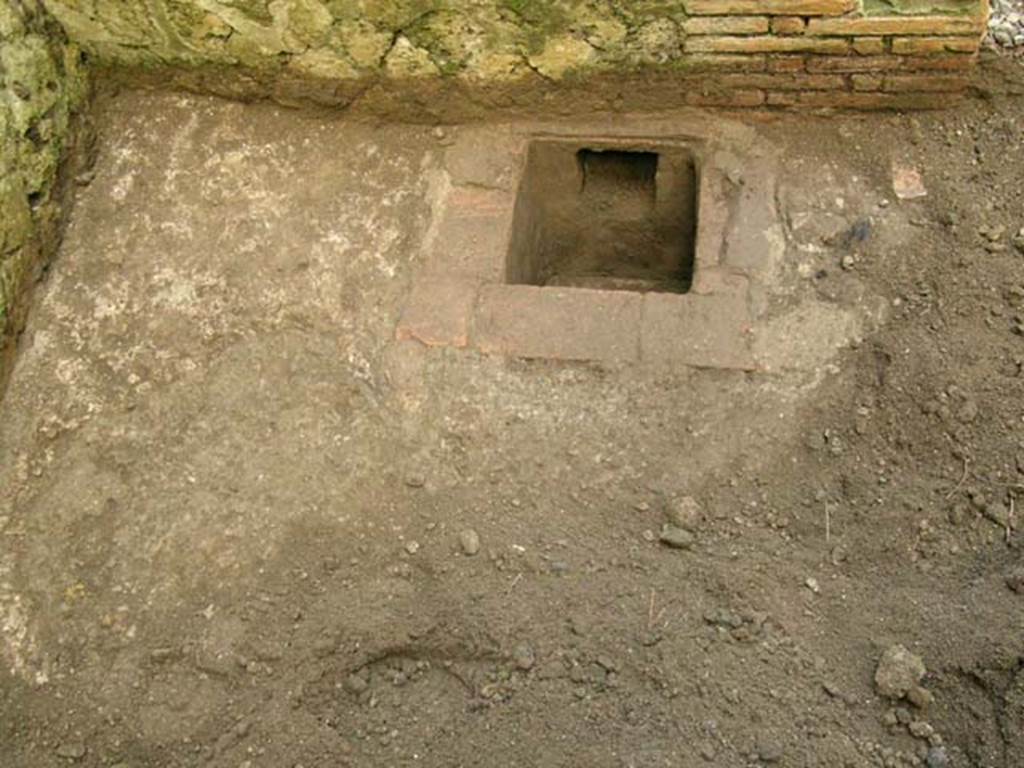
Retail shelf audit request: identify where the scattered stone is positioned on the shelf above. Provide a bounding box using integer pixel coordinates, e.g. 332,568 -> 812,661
1006,566 -> 1024,594
907,684 -> 935,710
982,223 -> 1006,242
840,253 -> 856,271
665,496 -> 702,531
955,398 -> 979,424
875,644 -> 926,699
926,746 -> 949,768
703,608 -> 744,629
756,737 -> 784,763
404,540 -> 421,555
909,721 -> 935,740
149,647 -> 177,663
805,577 -> 821,594
343,672 -> 368,695
893,163 -> 927,200
458,529 -> 480,556
830,545 -> 848,565
404,472 -> 426,488
659,524 -> 695,550
55,743 -> 86,760
1012,227 -> 1024,255
512,644 -> 536,671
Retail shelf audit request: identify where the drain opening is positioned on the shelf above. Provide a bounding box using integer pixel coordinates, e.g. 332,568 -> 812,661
507,141 -> 698,294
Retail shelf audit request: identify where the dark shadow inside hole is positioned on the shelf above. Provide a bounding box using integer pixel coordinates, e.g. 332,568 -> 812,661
507,142 -> 698,294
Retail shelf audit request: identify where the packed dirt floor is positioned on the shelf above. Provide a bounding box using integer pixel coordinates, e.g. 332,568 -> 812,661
2,59 -> 1024,768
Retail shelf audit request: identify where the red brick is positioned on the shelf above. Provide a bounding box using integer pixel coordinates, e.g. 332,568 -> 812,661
695,170 -> 730,269
903,55 -> 977,70
882,74 -> 969,93
685,88 -> 766,107
852,74 -> 882,91
425,186 -> 514,281
771,16 -> 807,36
809,53 -> 974,74
683,16 -> 769,35
396,277 -> 478,348
768,56 -> 807,72
892,36 -> 980,55
806,55 -> 903,72
715,73 -> 846,90
683,54 -> 768,72
807,15 -> 985,36
766,91 -> 800,106
686,36 -> 850,54
690,267 -> 751,298
687,0 -> 856,14
852,37 -> 886,55
473,285 -> 642,364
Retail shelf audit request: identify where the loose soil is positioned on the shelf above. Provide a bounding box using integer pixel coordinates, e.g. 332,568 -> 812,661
1,59 -> 1023,768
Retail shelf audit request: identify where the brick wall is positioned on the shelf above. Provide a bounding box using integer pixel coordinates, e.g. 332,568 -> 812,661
36,1 -> 991,113
674,0 -> 989,108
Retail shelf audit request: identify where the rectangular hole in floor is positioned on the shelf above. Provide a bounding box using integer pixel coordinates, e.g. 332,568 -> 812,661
506,140 -> 698,294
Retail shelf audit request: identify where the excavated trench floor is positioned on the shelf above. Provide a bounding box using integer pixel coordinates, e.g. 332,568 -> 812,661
1,89 -> 1023,767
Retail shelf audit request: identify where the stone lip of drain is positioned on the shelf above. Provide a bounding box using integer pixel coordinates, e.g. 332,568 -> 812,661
396,120 -> 779,371
506,141 -> 699,296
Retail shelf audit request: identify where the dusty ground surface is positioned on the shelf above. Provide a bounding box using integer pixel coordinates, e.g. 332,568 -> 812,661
1,64 -> 1023,768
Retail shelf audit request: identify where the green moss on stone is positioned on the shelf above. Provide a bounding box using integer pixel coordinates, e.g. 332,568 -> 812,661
1,1 -> 88,345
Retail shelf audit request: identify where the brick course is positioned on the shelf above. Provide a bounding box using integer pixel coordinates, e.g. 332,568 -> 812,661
679,0 -> 987,109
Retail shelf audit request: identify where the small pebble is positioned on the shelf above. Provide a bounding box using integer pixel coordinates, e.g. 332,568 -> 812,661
926,746 -> 948,768
1006,566 -> 1024,594
907,685 -> 935,710
666,496 -> 702,531
343,673 -> 368,694
404,540 -> 420,555
458,529 -> 480,556
55,743 -> 86,760
659,524 -> 695,550
512,644 -> 536,671
909,721 -> 935,740
876,644 -> 926,699
756,737 -> 784,763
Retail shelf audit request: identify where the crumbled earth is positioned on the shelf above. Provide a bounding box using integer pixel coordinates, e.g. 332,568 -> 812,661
1,66 -> 1024,767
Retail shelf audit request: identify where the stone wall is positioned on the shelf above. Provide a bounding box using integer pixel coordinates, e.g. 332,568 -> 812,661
40,0 -> 988,113
1,0 -> 90,383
